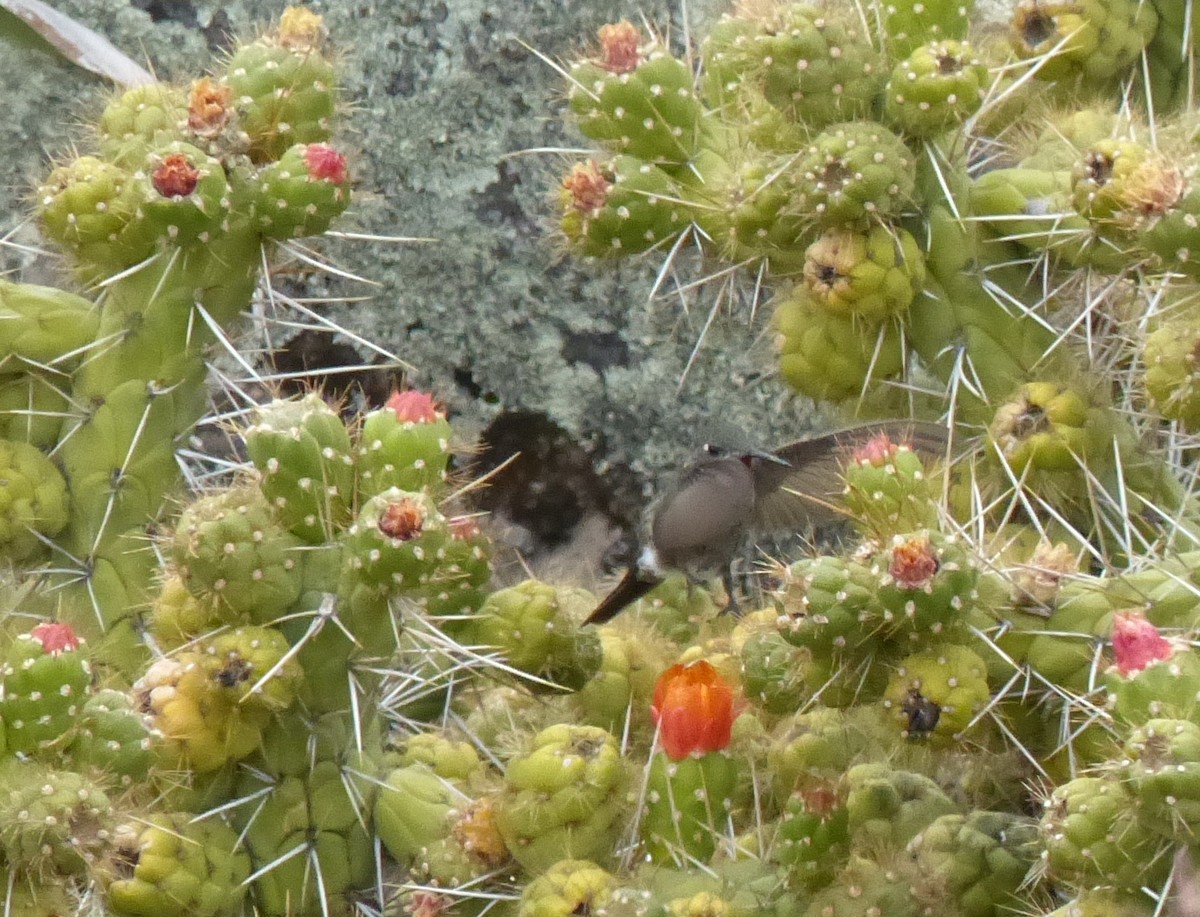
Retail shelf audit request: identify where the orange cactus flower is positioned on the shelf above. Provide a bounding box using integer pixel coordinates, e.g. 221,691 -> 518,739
651,660 -> 735,761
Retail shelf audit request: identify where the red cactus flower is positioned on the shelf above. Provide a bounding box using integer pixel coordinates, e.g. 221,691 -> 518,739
152,153 -> 201,198
30,621 -> 81,655
378,498 -> 425,541
386,389 -> 443,424
652,660 -> 735,761
888,535 -> 940,590
1112,610 -> 1175,677
304,144 -> 348,185
598,20 -> 642,74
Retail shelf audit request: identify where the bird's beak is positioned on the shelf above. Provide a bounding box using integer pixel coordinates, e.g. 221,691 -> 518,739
749,448 -> 790,467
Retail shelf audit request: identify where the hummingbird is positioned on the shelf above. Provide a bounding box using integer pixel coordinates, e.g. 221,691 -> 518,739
582,420 -> 952,626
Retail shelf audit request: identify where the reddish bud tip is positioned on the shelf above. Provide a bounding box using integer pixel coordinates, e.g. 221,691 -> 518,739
152,153 -> 201,199
30,622 -> 81,654
562,161 -> 612,215
598,20 -> 642,73
386,389 -> 444,424
1112,610 -> 1175,677
304,144 -> 348,184
652,660 -> 735,761
888,536 -> 940,590
378,498 -> 426,540
853,432 -> 899,467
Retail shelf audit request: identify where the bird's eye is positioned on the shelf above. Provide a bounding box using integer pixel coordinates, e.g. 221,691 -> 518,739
702,443 -> 722,456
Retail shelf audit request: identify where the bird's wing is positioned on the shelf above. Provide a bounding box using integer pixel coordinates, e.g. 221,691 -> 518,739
753,420 -> 954,533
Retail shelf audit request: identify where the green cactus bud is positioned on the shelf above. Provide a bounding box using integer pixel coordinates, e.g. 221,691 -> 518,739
774,783 -> 850,892
0,278 -> 100,366
872,533 -> 977,639
844,763 -> 958,848
841,430 -> 941,537
147,573 -> 230,649
171,486 -> 305,628
103,812 -> 251,917
0,439 -> 69,562
1142,182 -> 1200,278
98,83 -> 188,167
883,644 -> 991,743
802,225 -> 926,322
68,688 -> 154,786
0,871 -> 76,917
560,157 -> 689,259
1145,315 -> 1200,429
883,40 -> 989,138
0,759 -> 112,876
244,393 -> 355,542
474,580 -> 604,693
739,629 -> 807,715
222,10 -> 337,162
567,23 -> 701,165
495,723 -> 629,874
767,707 -> 895,801
518,859 -> 617,917
884,0 -> 973,58
245,142 -> 350,239
775,288 -> 905,403
792,122 -> 915,228
0,622 -> 90,755
356,389 -> 454,499
1010,0 -> 1158,85
801,856 -> 922,917
374,762 -> 459,866
1122,718 -> 1200,837
1044,889 -> 1158,917
1040,776 -> 1170,891
776,553 -> 884,654
907,811 -> 1041,917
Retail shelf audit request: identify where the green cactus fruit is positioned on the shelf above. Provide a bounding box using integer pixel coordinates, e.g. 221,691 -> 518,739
842,429 -> 941,536
572,626 -> 670,731
1071,139 -> 1182,231
1122,718 -> 1200,836
844,763 -> 958,848
739,629 -> 807,715
775,288 -> 905,402
125,141 -> 231,247
374,762 -> 460,865
792,122 -> 915,228
474,580 -> 604,693
883,40 -> 989,138
767,707 -> 895,801
0,278 -> 99,365
1145,316 -> 1200,429
518,859 -> 617,917
884,0 -> 973,58
626,574 -> 717,644
907,810 -> 1040,917
1040,775 -> 1170,891
339,488 -> 451,591
801,856 -> 922,917
883,644 -> 990,743
873,533 -> 977,639
35,155 -> 152,276
0,759 -> 111,875
0,439 -> 69,562
776,552 -> 883,654
222,8 -> 337,162
356,388 -> 454,499
389,731 -> 483,783
172,486 -> 304,623
643,751 -> 739,864
68,688 -> 154,786
244,393 -> 355,542
988,382 -> 1090,474
774,783 -> 850,892
559,157 -> 688,258
245,142 -> 350,239
103,812 -> 251,917
198,624 -> 301,716
0,622 -> 90,755
148,573 -> 229,649
567,22 -> 701,165
133,654 -> 264,772
802,225 -> 926,322
1010,0 -> 1158,84
98,83 -> 187,166
699,5 -> 884,132
495,723 -> 629,874
1141,182 -> 1200,278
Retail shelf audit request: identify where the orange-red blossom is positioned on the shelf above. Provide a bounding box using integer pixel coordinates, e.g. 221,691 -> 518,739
651,660 -> 735,761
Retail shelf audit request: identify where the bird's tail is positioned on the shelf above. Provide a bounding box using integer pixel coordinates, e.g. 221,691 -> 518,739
583,567 -> 661,626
